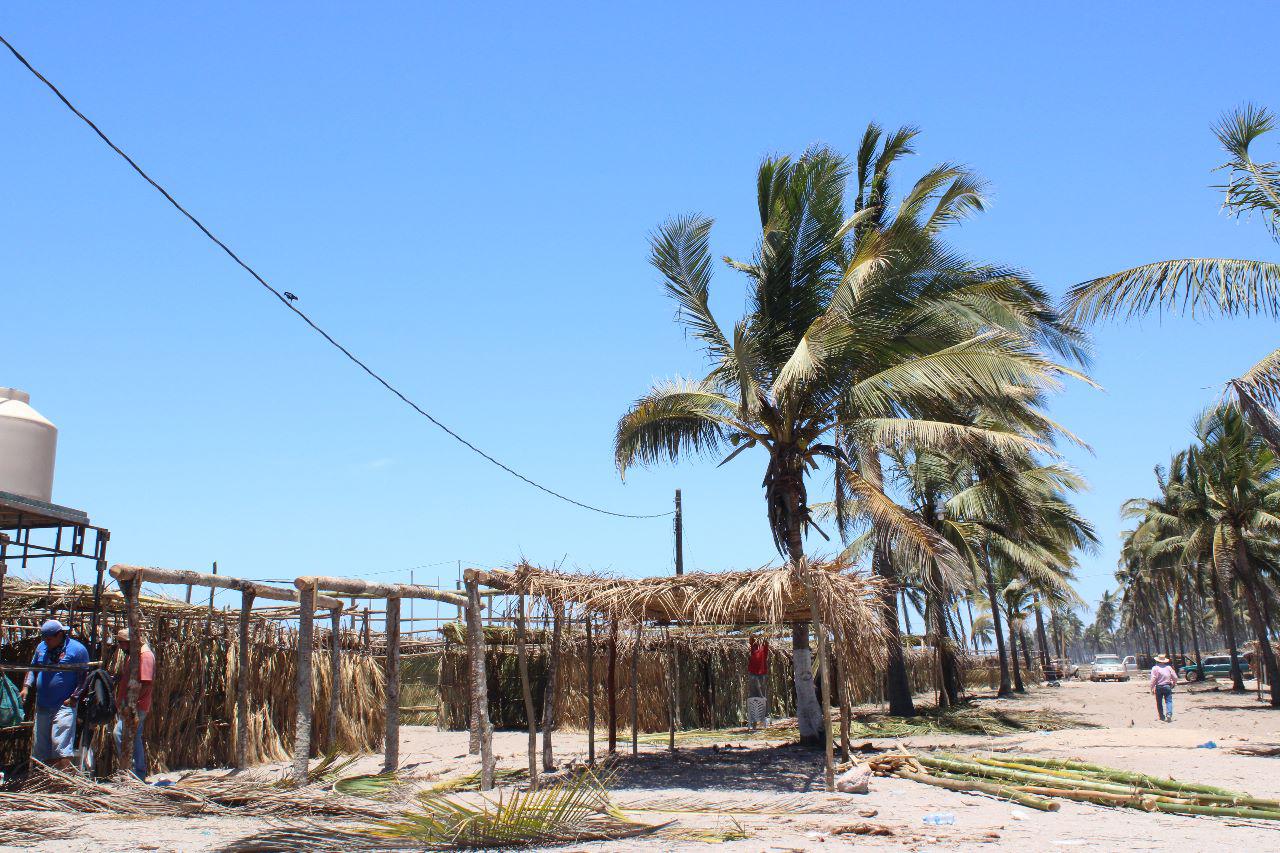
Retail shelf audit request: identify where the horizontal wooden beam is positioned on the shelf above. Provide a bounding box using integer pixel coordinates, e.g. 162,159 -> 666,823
110,565 -> 344,610
463,568 -> 511,591
295,575 -> 468,607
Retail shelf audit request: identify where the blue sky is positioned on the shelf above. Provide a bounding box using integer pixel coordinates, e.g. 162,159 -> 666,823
4,3 -> 1278,620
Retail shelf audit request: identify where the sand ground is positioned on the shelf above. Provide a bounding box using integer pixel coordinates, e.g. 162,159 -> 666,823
5,678 -> 1280,852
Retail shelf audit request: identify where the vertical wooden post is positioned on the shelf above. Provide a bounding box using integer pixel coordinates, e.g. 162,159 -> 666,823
586,616 -> 596,765
630,621 -> 640,756
464,576 -> 494,789
541,601 -> 563,772
810,591 -> 835,792
607,617 -> 618,755
235,588 -> 256,770
674,490 -> 683,576
121,575 -> 144,776
327,607 -> 343,752
833,625 -> 851,763
291,582 -> 316,781
667,630 -> 677,753
384,596 -> 402,773
516,594 -> 538,789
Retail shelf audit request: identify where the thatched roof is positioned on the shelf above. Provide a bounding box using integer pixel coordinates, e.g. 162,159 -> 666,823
469,558 -> 891,666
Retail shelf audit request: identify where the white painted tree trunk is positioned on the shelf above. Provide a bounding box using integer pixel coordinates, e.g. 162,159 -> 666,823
791,624 -> 823,743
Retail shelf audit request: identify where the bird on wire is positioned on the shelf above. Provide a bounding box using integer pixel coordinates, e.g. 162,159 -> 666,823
283,291 -> 298,302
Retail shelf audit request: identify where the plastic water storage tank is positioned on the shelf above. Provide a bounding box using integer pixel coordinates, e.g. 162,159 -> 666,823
0,388 -> 57,502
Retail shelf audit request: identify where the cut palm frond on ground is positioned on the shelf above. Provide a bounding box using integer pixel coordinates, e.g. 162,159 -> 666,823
616,792 -> 865,816
0,813 -> 75,846
218,769 -> 666,851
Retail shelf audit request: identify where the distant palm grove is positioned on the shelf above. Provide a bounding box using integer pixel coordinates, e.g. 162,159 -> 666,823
614,106 -> 1280,720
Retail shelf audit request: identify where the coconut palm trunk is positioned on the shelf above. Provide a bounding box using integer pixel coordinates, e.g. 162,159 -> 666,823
1208,569 -> 1247,691
875,541 -> 917,716
981,553 -> 1014,696
783,487 -> 825,744
1007,614 -> 1025,692
1033,597 -> 1052,675
1233,541 -> 1280,706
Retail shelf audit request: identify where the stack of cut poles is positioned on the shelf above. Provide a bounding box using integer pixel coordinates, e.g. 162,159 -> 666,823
870,752 -> 1280,820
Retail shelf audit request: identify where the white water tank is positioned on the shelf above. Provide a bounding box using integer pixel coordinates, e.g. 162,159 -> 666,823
0,388 -> 57,502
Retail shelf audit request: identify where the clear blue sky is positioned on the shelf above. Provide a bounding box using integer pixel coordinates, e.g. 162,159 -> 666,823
4,3 -> 1278,619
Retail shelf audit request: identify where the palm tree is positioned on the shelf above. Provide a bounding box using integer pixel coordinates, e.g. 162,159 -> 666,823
1066,105 -> 1280,434
616,128 -> 1086,728
1092,591 -> 1119,652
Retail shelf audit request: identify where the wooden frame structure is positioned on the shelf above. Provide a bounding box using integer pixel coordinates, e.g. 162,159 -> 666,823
291,575 -> 468,780
109,564 -> 343,773
461,560 -> 889,793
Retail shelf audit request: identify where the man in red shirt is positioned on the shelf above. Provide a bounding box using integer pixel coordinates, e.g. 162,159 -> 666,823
748,635 -> 769,730
112,628 -> 155,779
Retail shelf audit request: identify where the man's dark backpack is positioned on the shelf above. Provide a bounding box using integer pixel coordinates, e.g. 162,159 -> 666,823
78,669 -> 117,725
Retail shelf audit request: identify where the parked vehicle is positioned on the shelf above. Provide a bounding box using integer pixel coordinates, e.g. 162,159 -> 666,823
1122,655 -> 1137,672
1180,655 -> 1252,683
1090,654 -> 1130,682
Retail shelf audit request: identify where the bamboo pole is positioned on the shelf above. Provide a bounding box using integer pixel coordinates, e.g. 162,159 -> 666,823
235,588 -> 256,770
327,607 -> 342,751
121,575 -> 144,776
542,600 -> 564,772
586,617 -> 596,766
464,578 -> 495,789
607,617 -> 618,755
384,596 -> 402,772
291,582 -> 316,781
516,594 -> 538,789
630,621 -> 640,757
896,768 -> 1059,811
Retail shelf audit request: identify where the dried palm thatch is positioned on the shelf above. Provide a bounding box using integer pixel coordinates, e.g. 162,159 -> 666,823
0,578 -> 385,772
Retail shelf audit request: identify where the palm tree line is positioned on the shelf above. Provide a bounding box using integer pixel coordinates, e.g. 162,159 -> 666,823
614,124 -> 1096,728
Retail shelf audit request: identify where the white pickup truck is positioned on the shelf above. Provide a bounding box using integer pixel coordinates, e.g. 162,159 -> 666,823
1090,654 -> 1130,682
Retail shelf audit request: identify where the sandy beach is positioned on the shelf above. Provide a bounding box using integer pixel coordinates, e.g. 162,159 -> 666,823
7,677 -> 1279,852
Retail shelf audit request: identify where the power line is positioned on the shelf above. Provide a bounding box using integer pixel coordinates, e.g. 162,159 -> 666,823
1,34 -> 672,521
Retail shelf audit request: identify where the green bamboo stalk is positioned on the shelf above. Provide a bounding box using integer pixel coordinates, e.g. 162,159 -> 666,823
920,755 -> 1142,797
1005,756 -> 1245,798
895,768 -> 1059,812
963,755 -> 1255,804
1152,801 -> 1280,820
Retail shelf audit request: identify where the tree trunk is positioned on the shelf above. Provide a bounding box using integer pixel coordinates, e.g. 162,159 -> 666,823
1235,543 -> 1280,706
1033,596 -> 1052,676
542,601 -> 563,772
874,540 -> 916,716
1008,614 -> 1025,692
931,592 -> 960,708
516,595 -> 538,789
981,554 -> 1013,696
1209,568 -> 1247,691
1184,589 -> 1203,666
783,486 -> 826,742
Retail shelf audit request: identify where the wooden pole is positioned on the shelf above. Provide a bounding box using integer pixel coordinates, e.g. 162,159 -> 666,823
586,616 -> 596,766
384,596 -> 401,773
674,489 -> 683,576
667,629 -> 677,753
607,617 -> 618,755
630,621 -> 640,756
541,601 -> 563,772
464,577 -> 494,789
291,582 -> 316,781
121,575 -> 145,776
834,625 -> 851,763
516,594 -> 538,789
327,607 -> 343,752
235,588 -> 256,770
810,588 -> 835,792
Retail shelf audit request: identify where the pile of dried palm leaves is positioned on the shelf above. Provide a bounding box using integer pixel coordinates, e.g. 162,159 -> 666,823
0,813 -> 75,847
0,578 -> 385,772
872,751 -> 1280,820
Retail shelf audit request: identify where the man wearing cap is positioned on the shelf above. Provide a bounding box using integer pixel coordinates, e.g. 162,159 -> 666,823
112,628 -> 155,779
18,620 -> 89,770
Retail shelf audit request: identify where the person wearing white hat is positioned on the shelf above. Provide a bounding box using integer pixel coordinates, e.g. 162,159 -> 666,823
19,620 -> 89,770
1149,654 -> 1179,723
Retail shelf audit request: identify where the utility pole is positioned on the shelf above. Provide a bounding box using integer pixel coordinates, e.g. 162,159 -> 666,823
674,489 -> 684,576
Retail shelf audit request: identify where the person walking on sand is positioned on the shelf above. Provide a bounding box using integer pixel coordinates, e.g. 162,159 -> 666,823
747,634 -> 769,730
19,620 -> 89,771
1150,654 -> 1179,723
112,628 -> 155,779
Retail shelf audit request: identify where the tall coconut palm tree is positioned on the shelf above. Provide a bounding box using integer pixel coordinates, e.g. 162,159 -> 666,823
616,128 -> 1088,729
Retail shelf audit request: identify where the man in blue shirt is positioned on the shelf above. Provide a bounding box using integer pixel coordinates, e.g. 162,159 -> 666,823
19,620 -> 88,770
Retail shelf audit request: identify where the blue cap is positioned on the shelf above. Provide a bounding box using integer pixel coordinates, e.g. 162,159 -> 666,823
39,620 -> 65,637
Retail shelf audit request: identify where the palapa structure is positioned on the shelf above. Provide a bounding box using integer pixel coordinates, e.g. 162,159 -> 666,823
463,557 -> 889,792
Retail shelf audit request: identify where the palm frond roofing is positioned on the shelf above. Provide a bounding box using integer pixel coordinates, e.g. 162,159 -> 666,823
471,558 -> 890,665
